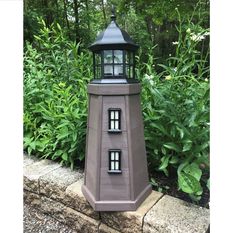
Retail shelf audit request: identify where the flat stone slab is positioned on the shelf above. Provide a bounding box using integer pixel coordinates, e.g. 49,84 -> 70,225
143,195 -> 210,233
39,165 -> 83,203
24,159 -> 61,193
99,223 -> 121,233
65,179 -> 100,219
100,191 -> 163,233
23,155 -> 210,233
23,153 -> 38,167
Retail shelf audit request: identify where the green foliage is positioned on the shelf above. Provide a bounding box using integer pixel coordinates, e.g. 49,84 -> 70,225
140,9 -> 209,200
24,19 -> 92,168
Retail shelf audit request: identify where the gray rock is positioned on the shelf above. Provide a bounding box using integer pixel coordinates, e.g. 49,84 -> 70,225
23,153 -> 38,167
100,191 -> 163,233
65,179 -> 100,220
39,165 -> 83,203
143,195 -> 210,233
24,159 -> 61,193
99,223 -> 121,233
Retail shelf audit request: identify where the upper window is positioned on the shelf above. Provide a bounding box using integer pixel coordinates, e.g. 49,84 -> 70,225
108,108 -> 121,132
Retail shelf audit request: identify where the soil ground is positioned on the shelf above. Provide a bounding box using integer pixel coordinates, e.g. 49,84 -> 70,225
150,169 -> 210,208
23,204 -> 76,233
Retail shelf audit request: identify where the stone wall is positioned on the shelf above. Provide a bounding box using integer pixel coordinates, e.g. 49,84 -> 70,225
23,154 -> 210,233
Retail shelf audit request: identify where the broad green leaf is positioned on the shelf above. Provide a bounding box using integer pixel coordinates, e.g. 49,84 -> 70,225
158,155 -> 171,170
54,150 -> 63,156
154,149 -> 159,156
183,140 -> 192,152
150,123 -> 169,136
161,146 -> 167,155
207,178 -> 210,190
163,142 -> 181,152
62,152 -> 68,161
178,172 -> 202,194
183,163 -> 202,181
30,141 -> 36,150
150,178 -> 158,187
56,23 -> 61,31
72,132 -> 77,142
176,126 -> 184,139
169,156 -> 179,164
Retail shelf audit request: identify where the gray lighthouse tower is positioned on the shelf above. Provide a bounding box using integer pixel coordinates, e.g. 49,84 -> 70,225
81,9 -> 152,211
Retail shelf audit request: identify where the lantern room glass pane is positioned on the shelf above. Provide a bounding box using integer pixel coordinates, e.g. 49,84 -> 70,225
104,50 -> 113,63
125,51 -> 133,65
125,65 -> 129,78
130,65 -> 133,78
125,51 -> 128,64
129,52 -> 133,64
114,65 -> 123,76
95,65 -> 101,79
114,50 -> 123,63
95,52 -> 101,65
104,65 -> 113,76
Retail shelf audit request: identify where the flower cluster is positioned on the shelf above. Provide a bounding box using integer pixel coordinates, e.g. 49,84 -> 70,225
144,74 -> 154,86
186,28 -> 210,42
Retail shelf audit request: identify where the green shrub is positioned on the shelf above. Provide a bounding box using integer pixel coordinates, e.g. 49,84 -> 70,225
23,19 -> 92,168
139,9 -> 209,201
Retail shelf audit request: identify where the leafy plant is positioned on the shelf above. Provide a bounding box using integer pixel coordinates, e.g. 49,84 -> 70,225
139,8 -> 209,201
24,19 -> 92,168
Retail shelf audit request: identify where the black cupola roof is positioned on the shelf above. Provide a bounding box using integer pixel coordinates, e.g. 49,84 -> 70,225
89,8 -> 139,52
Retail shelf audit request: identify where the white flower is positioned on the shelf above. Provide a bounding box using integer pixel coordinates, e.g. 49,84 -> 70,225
203,31 -> 210,36
149,80 -> 154,86
190,33 -> 205,42
172,41 -> 179,45
144,74 -> 153,80
144,74 -> 154,85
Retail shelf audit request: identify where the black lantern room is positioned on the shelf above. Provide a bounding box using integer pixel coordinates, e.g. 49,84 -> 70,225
89,8 -> 139,84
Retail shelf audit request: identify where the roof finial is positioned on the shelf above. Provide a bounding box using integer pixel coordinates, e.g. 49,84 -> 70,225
111,5 -> 116,21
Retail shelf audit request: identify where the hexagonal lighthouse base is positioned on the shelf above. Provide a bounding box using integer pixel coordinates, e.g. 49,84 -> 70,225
82,82 -> 152,211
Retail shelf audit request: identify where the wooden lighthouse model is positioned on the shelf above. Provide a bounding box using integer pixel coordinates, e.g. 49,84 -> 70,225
82,8 -> 152,211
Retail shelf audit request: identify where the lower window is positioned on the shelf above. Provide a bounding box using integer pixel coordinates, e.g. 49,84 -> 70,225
108,150 -> 121,174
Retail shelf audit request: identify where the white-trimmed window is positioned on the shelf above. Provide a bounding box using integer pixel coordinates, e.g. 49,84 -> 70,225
108,108 -> 121,132
108,150 -> 121,173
